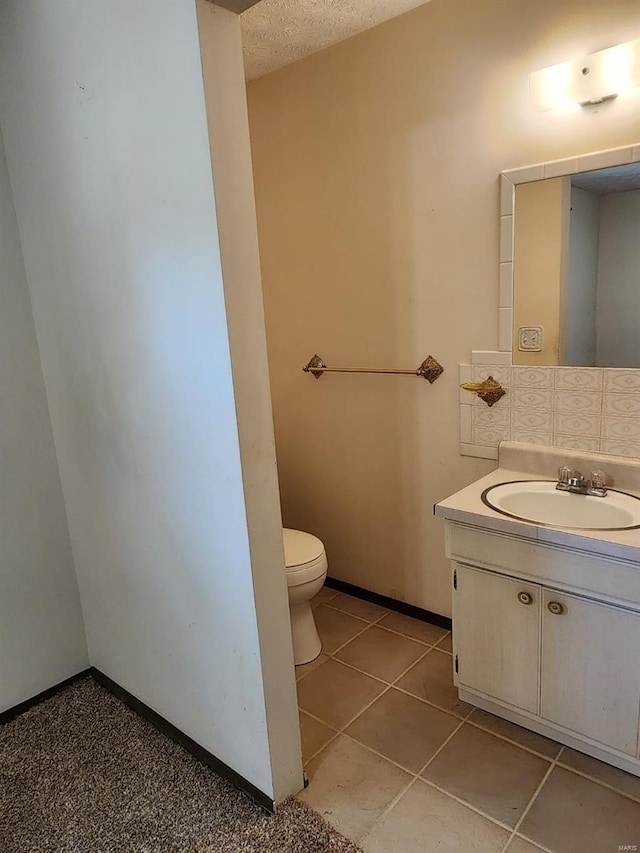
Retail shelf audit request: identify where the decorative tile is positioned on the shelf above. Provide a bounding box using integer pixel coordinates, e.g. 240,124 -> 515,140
554,368 -> 603,391
602,416 -> 640,441
471,365 -> 511,386
511,410 -> 553,432
512,388 -> 553,410
603,394 -> 640,417
473,407 -> 510,428
472,407 -> 511,446
553,390 -> 601,414
599,439 -> 640,458
512,431 -> 552,446
553,434 -> 600,452
472,427 -> 510,447
459,405 -> 472,443
603,369 -> 640,394
511,367 -> 553,388
553,412 -> 600,437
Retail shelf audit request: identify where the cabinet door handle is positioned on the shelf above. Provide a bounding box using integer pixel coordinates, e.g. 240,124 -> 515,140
547,600 -> 565,615
517,591 -> 533,605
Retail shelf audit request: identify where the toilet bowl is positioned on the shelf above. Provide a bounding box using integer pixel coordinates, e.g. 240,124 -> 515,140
283,528 -> 328,666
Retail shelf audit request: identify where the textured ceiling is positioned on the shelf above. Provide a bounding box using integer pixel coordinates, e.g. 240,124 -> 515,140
572,163 -> 640,194
240,0 -> 431,81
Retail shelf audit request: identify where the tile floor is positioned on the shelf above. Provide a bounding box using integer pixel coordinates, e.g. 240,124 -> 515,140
296,587 -> 640,853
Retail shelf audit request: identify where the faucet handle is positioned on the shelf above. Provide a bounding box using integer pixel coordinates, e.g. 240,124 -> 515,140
588,470 -> 607,490
558,465 -> 573,484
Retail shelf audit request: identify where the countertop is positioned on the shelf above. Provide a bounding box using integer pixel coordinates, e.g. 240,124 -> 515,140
435,442 -> 640,563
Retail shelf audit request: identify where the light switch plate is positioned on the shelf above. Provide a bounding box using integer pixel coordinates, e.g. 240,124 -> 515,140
518,326 -> 543,352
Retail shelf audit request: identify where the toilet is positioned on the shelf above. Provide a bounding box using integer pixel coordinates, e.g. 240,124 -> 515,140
283,528 -> 328,666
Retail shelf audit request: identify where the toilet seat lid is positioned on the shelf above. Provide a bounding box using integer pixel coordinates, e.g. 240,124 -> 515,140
283,528 -> 325,568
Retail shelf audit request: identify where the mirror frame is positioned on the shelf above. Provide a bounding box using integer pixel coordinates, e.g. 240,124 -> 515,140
497,142 -> 640,362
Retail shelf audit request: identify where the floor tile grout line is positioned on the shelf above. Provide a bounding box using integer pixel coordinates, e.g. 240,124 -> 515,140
300,641 -> 460,774
498,749 -> 562,853
391,682 -> 475,720
416,716 -> 467,777
463,717 -> 564,762
418,776 -> 516,833
302,673 -> 640,826
329,642 -> 435,686
356,726 -> 558,849
554,758 -> 640,806
322,602 -> 387,624
357,715 -> 469,847
323,603 -> 450,649
355,777 -> 420,846
322,620 -> 377,658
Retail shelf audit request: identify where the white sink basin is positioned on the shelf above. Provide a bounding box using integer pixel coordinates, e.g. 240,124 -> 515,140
482,480 -> 640,530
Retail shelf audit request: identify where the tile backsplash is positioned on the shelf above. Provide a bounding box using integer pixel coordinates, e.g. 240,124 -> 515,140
459,362 -> 640,461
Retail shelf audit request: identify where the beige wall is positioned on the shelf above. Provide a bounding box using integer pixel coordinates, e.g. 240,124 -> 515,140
513,177 -> 570,366
247,0 -> 640,617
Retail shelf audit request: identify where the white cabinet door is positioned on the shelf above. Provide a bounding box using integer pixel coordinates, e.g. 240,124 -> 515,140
541,589 -> 640,756
454,564 -> 541,713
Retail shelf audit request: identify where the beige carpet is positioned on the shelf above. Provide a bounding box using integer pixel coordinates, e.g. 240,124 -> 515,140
0,677 -> 361,853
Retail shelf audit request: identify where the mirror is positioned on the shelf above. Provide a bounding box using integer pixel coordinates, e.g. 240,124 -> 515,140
512,161 -> 640,368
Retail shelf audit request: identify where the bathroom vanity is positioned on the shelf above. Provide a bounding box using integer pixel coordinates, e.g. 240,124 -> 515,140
436,442 -> 640,777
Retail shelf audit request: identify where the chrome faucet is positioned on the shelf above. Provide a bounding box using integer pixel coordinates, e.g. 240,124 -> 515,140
556,466 -> 608,497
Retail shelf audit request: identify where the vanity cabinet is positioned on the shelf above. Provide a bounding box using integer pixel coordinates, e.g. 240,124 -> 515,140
540,588 -> 640,757
455,561 -> 640,761
454,565 -> 540,714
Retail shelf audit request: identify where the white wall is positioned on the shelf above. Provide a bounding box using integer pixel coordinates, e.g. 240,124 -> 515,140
564,186 -> 599,366
0,0 -> 299,801
0,129 -> 88,713
596,189 -> 640,367
196,1 -> 303,800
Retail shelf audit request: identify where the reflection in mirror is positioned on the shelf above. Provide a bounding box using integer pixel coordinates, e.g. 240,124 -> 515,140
512,162 -> 640,368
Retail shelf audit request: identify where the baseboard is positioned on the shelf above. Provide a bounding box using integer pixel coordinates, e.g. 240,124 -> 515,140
0,668 -> 92,725
90,667 -> 275,814
324,576 -> 452,631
